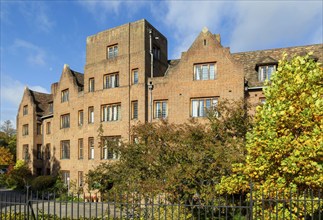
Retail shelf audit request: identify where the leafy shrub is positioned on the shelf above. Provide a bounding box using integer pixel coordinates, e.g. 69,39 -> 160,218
31,175 -> 57,191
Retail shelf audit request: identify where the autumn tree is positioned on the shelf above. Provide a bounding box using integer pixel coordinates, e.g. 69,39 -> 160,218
0,147 -> 14,165
0,120 -> 17,160
218,54 -> 322,218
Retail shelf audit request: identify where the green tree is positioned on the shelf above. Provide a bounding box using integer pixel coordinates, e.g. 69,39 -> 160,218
87,99 -> 251,200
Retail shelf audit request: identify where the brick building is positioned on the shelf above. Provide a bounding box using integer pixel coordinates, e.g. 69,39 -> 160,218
16,19 -> 322,187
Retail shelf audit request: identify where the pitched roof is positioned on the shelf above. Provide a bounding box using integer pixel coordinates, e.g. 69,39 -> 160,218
232,44 -> 323,87
70,69 -> 84,88
28,90 -> 53,117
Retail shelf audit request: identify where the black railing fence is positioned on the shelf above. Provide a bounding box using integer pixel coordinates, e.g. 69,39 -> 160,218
0,187 -> 321,219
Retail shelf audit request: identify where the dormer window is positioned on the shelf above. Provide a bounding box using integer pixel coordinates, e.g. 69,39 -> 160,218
258,65 -> 276,82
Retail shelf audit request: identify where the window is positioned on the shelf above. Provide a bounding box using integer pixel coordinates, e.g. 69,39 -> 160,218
132,101 -> 138,120
23,105 -> 28,115
88,107 -> 94,124
88,137 -> 94,159
101,103 -> 121,122
23,144 -> 29,161
258,65 -> 276,81
22,124 -> 29,136
45,144 -> 50,159
78,110 -> 84,126
107,44 -> 118,59
194,63 -> 217,80
61,140 -> 70,159
49,102 -> 53,114
46,122 -> 51,134
78,138 -> 83,159
153,46 -> 160,60
191,97 -> 218,117
154,100 -> 167,119
36,123 -> 42,135
101,136 -> 120,160
36,144 -> 42,159
260,98 -> 266,104
89,78 -> 95,92
104,73 -> 119,89
78,171 -> 84,187
61,89 -> 69,102
132,69 -> 139,84
61,170 -> 70,185
60,114 -> 70,128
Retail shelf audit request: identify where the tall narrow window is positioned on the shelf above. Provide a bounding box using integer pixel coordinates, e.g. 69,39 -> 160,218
45,144 -> 50,159
61,89 -> 69,102
103,73 -> 119,89
88,107 -> 94,124
61,140 -> 70,159
61,170 -> 70,185
153,46 -> 160,60
60,114 -> 70,128
23,105 -> 28,115
36,123 -> 42,135
101,136 -> 120,160
46,122 -> 51,134
101,103 -> 121,122
89,78 -> 95,92
78,171 -> 84,187
107,44 -> 118,59
154,100 -> 168,119
132,101 -> 138,120
23,144 -> 29,161
88,137 -> 94,159
78,110 -> 84,126
132,69 -> 139,84
49,102 -> 53,114
22,124 -> 29,136
37,144 -> 42,159
194,63 -> 217,80
191,97 -> 218,117
78,138 -> 83,159
258,65 -> 276,81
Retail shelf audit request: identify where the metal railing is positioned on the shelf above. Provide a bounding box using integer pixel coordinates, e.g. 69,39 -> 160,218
0,187 -> 321,219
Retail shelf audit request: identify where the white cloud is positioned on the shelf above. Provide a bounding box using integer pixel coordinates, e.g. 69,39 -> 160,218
0,75 -> 49,127
12,39 -> 47,66
229,1 -> 323,52
159,1 -> 322,57
160,1 -> 234,58
1,75 -> 49,107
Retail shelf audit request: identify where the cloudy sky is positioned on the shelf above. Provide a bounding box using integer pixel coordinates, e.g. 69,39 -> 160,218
1,0 -> 322,127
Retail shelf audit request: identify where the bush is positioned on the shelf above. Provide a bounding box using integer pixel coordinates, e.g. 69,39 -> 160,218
31,175 -> 57,191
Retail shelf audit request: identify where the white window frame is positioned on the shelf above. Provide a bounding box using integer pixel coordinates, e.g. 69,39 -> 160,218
101,103 -> 121,122
194,63 -> 217,80
101,136 -> 120,160
88,107 -> 94,124
191,97 -> 218,117
61,89 -> 69,102
154,100 -> 168,119
89,78 -> 95,92
60,114 -> 70,129
133,69 -> 139,84
132,101 -> 138,120
88,137 -> 94,159
107,45 -> 118,59
104,73 -> 119,89
61,140 -> 70,159
258,65 -> 276,82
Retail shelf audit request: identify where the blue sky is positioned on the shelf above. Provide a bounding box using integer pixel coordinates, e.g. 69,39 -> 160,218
1,0 -> 322,127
